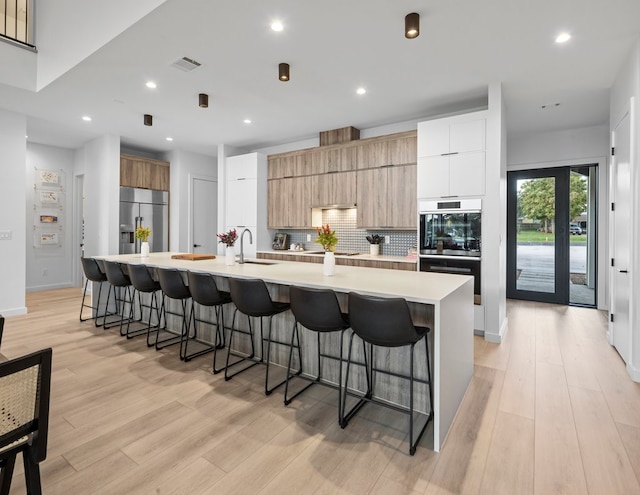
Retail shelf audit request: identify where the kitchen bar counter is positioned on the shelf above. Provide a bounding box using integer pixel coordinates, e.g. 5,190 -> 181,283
257,250 -> 417,264
256,250 -> 417,271
95,252 -> 473,451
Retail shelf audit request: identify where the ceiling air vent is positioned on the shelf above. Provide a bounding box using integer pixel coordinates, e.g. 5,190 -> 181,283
171,56 -> 202,72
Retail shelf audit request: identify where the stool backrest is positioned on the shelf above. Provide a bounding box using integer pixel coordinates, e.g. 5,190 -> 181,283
81,257 -> 107,283
157,268 -> 190,300
0,347 -> 52,463
128,264 -> 158,292
103,261 -> 131,287
348,292 -> 420,347
187,271 -> 225,306
228,278 -> 274,317
290,286 -> 348,332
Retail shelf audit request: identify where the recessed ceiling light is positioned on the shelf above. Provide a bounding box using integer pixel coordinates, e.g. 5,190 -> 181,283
166,137 -> 173,142
555,32 -> 571,43
356,87 -> 366,95
82,116 -> 92,122
25,135 -> 28,139
243,119 -> 252,124
146,81 -> 157,89
271,20 -> 284,32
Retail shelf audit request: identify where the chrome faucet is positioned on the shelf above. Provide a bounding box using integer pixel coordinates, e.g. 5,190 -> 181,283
238,228 -> 253,264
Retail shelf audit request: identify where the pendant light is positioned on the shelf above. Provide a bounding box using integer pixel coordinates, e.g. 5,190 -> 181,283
279,63 -> 290,82
405,13 -> 420,39
199,93 -> 209,108
144,114 -> 153,126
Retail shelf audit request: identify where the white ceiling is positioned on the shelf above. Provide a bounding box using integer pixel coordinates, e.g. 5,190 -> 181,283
3,0 -> 640,157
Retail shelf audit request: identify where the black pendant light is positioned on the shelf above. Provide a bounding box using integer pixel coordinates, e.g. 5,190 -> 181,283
405,13 -> 420,39
199,93 -> 209,108
279,63 -> 290,82
144,114 -> 153,126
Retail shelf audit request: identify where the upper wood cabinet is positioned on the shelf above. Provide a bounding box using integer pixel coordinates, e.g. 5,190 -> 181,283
356,131 -> 417,169
120,154 -> 170,191
267,176 -> 312,228
310,146 -> 357,174
311,171 -> 356,207
267,153 -> 309,179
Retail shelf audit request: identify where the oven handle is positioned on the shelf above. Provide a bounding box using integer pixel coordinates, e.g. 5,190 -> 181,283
426,265 -> 473,275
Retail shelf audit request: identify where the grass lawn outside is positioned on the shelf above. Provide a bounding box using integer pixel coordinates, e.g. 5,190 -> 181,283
517,231 -> 587,243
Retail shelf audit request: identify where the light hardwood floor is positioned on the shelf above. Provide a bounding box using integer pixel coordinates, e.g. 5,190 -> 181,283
2,288 -> 640,494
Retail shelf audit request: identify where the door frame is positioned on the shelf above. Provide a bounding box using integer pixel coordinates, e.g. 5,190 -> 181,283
507,167 -> 570,303
189,174 -> 217,253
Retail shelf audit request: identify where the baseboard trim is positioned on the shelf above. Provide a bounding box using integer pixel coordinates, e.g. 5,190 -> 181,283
0,306 -> 28,317
26,282 -> 74,293
627,362 -> 640,383
484,316 -> 509,344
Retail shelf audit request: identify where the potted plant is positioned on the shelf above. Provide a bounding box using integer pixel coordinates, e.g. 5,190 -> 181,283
315,224 -> 338,276
217,228 -> 238,265
366,234 -> 383,256
135,225 -> 152,257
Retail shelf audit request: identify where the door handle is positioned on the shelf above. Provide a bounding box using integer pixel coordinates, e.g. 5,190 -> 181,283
193,244 -> 202,248
619,269 -> 628,273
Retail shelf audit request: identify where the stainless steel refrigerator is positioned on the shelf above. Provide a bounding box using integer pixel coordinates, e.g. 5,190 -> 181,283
119,187 -> 169,254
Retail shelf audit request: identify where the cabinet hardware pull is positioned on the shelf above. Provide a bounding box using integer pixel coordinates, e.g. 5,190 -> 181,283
381,164 -> 394,168
441,195 -> 459,198
237,177 -> 246,181
440,152 -> 459,156
619,269 -> 629,273
284,175 -> 294,178
327,170 -> 339,174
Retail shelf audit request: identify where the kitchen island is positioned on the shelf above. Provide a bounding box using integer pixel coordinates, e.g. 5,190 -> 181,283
95,252 -> 473,451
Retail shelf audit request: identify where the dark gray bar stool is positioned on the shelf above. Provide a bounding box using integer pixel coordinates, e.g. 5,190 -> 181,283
340,292 -> 433,456
284,286 -> 350,409
226,278 -> 290,395
127,264 -> 163,341
155,268 -> 191,355
186,271 -> 233,364
79,257 -> 115,327
102,260 -> 140,335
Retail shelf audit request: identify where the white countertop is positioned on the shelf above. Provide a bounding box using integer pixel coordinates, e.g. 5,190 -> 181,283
257,250 -> 417,264
98,252 -> 470,305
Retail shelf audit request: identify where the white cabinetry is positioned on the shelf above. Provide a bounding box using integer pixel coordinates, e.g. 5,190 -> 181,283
417,112 -> 486,198
224,152 -> 268,258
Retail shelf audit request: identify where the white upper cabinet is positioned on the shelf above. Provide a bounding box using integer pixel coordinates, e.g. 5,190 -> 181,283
227,154 -> 258,181
417,111 -> 487,198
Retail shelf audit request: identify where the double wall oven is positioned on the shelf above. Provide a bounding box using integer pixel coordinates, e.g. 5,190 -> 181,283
419,199 -> 482,304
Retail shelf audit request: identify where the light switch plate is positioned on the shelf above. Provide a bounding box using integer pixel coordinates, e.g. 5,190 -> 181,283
384,235 -> 390,244
0,230 -> 12,240
307,234 -> 311,242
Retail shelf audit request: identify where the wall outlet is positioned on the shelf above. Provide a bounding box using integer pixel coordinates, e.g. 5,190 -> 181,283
0,230 -> 12,240
384,235 -> 390,244
307,234 -> 311,242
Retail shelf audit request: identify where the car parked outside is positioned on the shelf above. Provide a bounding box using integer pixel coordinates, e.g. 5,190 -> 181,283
569,223 -> 583,235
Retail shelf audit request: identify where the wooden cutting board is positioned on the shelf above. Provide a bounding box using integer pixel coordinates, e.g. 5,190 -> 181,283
171,253 -> 216,261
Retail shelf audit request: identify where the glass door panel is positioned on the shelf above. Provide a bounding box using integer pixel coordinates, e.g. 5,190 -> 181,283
515,177 -> 556,294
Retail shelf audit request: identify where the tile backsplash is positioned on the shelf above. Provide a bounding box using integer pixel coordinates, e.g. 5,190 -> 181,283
280,208 -> 416,256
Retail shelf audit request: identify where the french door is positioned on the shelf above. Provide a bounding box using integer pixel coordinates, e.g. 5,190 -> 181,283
507,168 -> 570,303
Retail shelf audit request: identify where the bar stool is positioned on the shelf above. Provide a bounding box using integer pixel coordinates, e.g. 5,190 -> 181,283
156,268 -> 192,358
186,271 -> 233,364
284,286 -> 350,408
127,263 -> 163,341
340,292 -> 433,456
102,260 -> 140,335
79,257 -> 115,327
226,278 -> 290,395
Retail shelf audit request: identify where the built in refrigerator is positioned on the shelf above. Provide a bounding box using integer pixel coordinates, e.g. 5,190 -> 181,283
119,187 -> 169,254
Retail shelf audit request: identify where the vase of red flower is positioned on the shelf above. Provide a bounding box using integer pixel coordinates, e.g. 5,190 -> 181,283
315,224 -> 338,276
217,229 -> 238,266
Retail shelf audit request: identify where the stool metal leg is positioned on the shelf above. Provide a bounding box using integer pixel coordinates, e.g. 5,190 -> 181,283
224,311 -> 260,380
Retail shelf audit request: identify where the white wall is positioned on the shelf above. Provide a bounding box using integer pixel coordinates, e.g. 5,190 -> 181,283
165,149 -> 217,252
0,109 -> 27,315
610,37 -> 640,381
35,0 -> 167,90
25,143 -> 75,291
82,135 -> 120,257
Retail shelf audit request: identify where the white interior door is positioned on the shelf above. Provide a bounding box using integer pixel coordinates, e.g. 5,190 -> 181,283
611,111 -> 631,363
192,178 -> 217,254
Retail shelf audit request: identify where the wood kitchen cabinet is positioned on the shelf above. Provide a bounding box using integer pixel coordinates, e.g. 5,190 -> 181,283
120,154 -> 170,191
389,134 -> 417,165
357,164 -> 416,229
268,153 -> 308,179
311,171 -> 356,207
267,176 -> 312,228
310,146 -> 357,174
356,140 -> 389,169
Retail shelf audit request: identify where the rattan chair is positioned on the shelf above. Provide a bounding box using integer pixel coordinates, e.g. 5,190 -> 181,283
0,348 -> 53,494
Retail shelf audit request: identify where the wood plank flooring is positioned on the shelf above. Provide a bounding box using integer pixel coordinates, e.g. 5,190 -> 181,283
2,289 -> 640,494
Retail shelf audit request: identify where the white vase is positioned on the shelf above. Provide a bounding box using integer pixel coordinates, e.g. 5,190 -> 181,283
225,246 -> 235,266
140,241 -> 150,258
369,244 -> 380,256
323,251 -> 335,276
